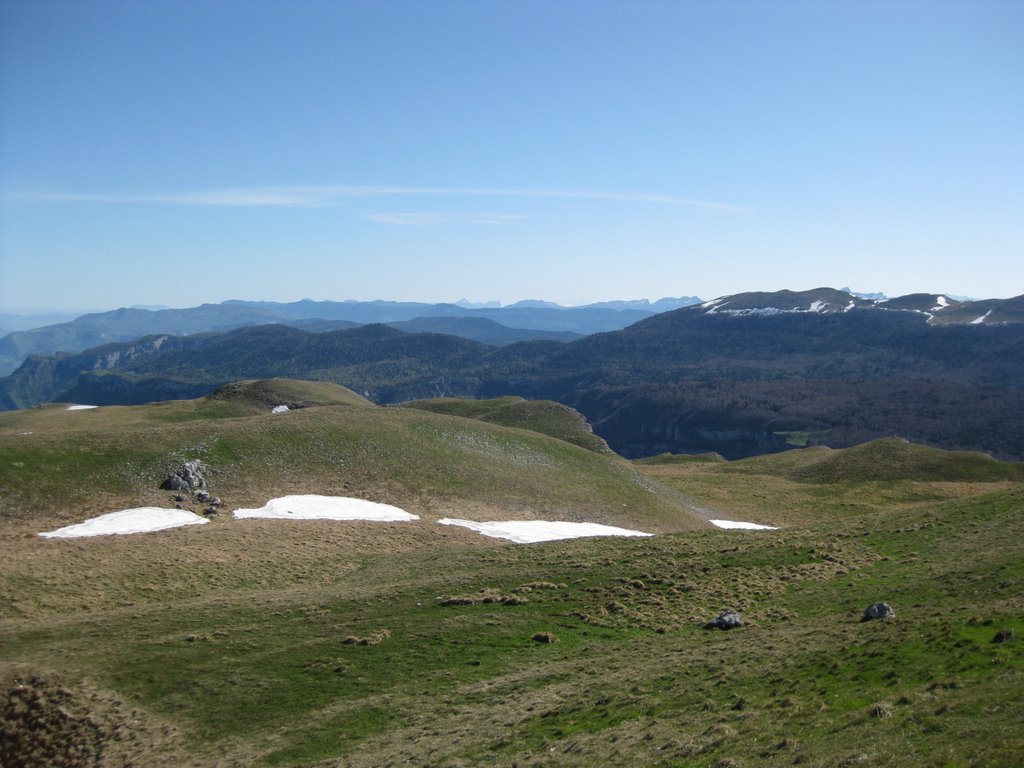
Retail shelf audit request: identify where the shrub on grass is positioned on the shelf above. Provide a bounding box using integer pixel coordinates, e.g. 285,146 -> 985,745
342,629 -> 391,646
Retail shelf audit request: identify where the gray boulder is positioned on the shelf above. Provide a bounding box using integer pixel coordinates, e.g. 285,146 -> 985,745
704,610 -> 744,630
179,460 -> 207,489
160,459 -> 208,491
160,474 -> 189,491
861,602 -> 895,622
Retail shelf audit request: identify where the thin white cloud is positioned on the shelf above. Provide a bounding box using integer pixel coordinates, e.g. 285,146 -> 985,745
3,188 -> 326,207
3,184 -> 748,213
359,212 -> 528,226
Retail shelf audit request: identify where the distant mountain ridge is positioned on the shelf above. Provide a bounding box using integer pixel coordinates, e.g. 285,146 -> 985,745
3,288 -> 1022,461
697,288 -> 1024,324
0,296 -> 701,376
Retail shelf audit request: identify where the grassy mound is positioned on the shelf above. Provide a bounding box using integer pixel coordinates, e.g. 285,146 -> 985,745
400,396 -> 611,453
207,378 -> 372,411
787,438 -> 1024,483
0,380 -> 697,533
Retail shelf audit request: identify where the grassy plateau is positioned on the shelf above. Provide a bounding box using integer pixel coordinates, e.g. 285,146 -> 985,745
0,380 -> 1021,767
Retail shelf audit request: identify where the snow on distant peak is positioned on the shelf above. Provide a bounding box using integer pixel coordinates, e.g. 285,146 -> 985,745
719,307 -> 783,317
808,300 -> 827,313
971,310 -> 993,325
842,288 -> 888,301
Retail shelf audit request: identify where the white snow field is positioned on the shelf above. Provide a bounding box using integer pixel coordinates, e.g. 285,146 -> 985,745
233,495 -> 419,522
66,404 -> 99,411
436,518 -> 653,544
709,519 -> 779,530
39,508 -> 209,538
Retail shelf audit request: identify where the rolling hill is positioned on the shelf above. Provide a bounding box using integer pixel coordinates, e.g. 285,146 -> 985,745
0,379 -> 697,533
1,387 -> 1021,766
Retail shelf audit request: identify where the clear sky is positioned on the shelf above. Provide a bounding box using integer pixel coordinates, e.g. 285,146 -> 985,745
1,0 -> 1021,313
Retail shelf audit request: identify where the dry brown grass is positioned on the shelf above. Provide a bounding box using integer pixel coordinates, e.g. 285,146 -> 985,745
0,664 -> 182,768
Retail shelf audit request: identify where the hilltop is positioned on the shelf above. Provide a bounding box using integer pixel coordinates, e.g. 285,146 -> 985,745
400,396 -> 611,454
0,379 -> 698,535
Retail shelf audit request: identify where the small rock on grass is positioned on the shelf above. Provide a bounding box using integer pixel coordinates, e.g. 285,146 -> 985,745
704,610 -> 744,630
861,603 -> 895,622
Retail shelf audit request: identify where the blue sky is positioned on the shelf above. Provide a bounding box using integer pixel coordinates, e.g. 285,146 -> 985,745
1,0 -> 1021,313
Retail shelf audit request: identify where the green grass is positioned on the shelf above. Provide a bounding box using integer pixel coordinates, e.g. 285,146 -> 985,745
400,395 -> 611,453
0,384 -> 694,532
787,438 -> 1024,483
773,429 -> 814,447
1,381 -> 1022,766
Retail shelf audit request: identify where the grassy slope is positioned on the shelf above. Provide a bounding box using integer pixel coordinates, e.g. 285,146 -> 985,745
1,389 -> 1022,767
0,381 -> 701,617
399,395 -> 612,454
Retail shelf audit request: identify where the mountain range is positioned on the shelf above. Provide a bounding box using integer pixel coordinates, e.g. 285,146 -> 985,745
0,296 -> 702,376
3,288 -> 1022,460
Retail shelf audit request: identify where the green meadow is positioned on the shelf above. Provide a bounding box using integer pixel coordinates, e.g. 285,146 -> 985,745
1,381 -> 1021,767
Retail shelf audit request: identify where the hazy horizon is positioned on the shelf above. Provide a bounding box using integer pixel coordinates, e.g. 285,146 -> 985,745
1,285 -> 1013,324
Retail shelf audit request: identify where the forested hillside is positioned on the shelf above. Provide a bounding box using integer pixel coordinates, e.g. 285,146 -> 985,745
3,291 -> 1023,459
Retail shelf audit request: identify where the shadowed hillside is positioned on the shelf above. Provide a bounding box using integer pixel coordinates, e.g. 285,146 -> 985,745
3,289 -> 1024,461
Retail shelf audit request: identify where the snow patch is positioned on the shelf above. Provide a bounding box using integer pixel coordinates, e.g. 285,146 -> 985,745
971,310 -> 992,325
271,405 -> 290,414
709,519 -> 778,530
718,302 -> 835,317
844,300 -> 856,312
233,494 -> 418,522
39,508 -> 209,538
720,307 -> 782,317
436,518 -> 653,543
66,405 -> 98,411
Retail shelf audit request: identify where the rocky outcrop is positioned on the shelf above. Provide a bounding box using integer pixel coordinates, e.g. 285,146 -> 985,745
160,460 -> 207,491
